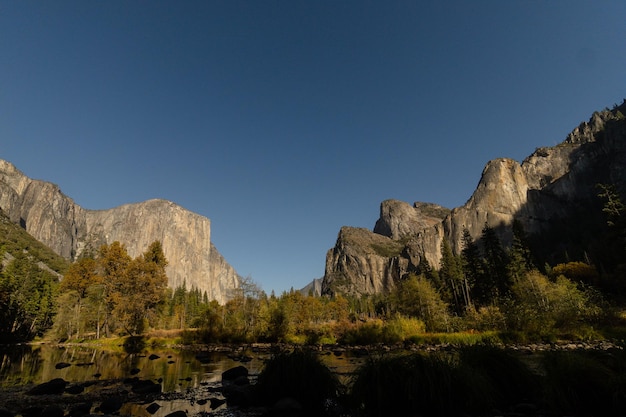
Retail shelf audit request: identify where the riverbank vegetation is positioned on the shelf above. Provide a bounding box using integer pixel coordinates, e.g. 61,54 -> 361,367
253,345 -> 626,416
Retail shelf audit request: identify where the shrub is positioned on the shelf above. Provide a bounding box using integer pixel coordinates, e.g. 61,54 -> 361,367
338,320 -> 384,345
349,352 -> 493,416
255,349 -> 342,414
382,314 -> 425,343
463,305 -> 507,331
551,261 -> 599,285
542,350 -> 618,415
459,344 -> 538,409
507,270 -> 600,335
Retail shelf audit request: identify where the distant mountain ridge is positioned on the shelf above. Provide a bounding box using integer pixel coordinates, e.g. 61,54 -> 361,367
322,100 -> 626,297
0,161 -> 240,303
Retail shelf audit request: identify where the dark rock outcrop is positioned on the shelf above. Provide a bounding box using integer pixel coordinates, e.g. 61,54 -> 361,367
323,100 -> 626,297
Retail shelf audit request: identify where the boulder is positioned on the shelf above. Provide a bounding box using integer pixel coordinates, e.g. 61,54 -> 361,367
54,362 -> 71,369
131,379 -> 161,394
26,378 -> 68,395
98,396 -> 123,414
221,365 -> 248,381
145,403 -> 161,414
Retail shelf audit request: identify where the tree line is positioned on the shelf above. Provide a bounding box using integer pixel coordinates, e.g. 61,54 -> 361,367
2,184 -> 625,343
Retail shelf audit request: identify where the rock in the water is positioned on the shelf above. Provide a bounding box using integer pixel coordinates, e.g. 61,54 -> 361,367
148,354 -> 160,360
221,365 -> 248,381
131,379 -> 161,394
99,396 -> 123,414
210,398 -> 226,409
145,403 -> 161,414
164,411 -> 187,417
54,362 -> 71,369
26,378 -> 68,395
195,353 -> 211,363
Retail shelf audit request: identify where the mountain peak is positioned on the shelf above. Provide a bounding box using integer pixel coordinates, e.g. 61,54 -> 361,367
0,160 -> 240,303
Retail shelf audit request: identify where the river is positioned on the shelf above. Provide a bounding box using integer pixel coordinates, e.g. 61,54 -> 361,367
0,343 -> 365,416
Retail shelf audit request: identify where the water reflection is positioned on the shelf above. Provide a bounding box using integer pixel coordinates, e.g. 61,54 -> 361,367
0,344 -> 368,417
0,344 -> 272,391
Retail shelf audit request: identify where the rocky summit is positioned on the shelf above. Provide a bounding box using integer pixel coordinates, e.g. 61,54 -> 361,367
322,100 -> 626,297
0,162 -> 240,303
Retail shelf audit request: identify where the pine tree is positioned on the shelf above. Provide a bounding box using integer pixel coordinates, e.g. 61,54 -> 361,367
478,224 -> 510,304
439,239 -> 465,313
508,220 -> 534,283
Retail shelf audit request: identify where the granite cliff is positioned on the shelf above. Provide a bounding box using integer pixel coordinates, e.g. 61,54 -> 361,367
0,162 -> 240,303
323,101 -> 626,297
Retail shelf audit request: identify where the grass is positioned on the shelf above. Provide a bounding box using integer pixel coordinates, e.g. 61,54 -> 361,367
408,330 -> 502,346
370,242 -> 404,258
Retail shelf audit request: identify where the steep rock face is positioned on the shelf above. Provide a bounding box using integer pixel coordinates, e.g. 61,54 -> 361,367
0,162 -> 240,303
322,227 -> 408,297
374,200 -> 449,240
323,101 -> 626,297
300,277 -> 323,296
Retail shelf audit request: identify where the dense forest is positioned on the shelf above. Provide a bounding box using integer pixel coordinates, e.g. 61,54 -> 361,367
1,184 -> 626,345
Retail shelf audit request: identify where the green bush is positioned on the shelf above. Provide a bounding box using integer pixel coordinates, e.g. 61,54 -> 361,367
382,314 -> 425,343
338,320 -> 384,345
507,270 -> 600,335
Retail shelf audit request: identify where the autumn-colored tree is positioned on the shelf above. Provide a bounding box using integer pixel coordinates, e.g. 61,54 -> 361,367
396,274 -> 450,332
506,270 -> 600,335
55,256 -> 101,338
113,241 -> 168,336
97,241 -> 132,336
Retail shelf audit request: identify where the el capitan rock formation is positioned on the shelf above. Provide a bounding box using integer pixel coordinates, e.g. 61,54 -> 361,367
0,162 -> 240,303
323,101 -> 626,297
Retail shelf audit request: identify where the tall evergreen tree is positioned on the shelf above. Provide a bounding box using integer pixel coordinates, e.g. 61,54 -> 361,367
439,239 -> 466,313
508,220 -> 535,283
477,224 -> 510,304
460,228 -> 481,309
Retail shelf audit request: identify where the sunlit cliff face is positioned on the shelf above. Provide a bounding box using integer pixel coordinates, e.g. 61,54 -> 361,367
0,162 -> 241,304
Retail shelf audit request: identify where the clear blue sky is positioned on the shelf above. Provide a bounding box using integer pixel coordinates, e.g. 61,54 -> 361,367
1,1 -> 625,294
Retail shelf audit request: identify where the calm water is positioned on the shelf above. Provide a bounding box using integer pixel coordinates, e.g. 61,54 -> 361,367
0,344 -> 365,416
0,344 -> 268,390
